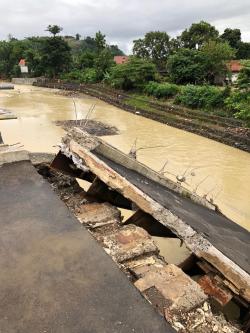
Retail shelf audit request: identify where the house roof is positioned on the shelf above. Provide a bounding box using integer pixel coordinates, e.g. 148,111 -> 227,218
19,59 -> 26,66
228,60 -> 242,73
114,56 -> 129,65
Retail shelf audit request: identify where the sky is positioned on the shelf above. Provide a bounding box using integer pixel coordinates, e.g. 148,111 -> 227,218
0,0 -> 250,53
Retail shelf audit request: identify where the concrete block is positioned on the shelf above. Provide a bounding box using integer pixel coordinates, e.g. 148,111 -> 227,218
125,255 -> 167,279
198,275 -> 233,306
102,225 -> 158,262
135,264 -> 207,313
0,150 -> 29,165
77,202 -> 121,229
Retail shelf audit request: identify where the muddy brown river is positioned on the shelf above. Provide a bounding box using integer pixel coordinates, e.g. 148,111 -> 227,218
1,85 -> 250,230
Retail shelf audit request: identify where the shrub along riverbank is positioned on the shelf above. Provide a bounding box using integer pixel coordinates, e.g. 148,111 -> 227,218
61,56 -> 250,127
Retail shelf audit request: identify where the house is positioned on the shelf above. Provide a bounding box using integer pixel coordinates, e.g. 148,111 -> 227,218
19,59 -> 26,67
114,56 -> 129,65
228,60 -> 243,83
18,59 -> 28,74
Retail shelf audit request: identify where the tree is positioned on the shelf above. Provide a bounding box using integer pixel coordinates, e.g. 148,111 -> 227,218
167,48 -> 207,84
237,66 -> 250,90
75,33 -> 81,41
0,39 -> 27,78
133,31 -> 171,69
95,31 -> 106,53
40,36 -> 71,77
109,44 -> 124,56
109,57 -> 157,90
77,51 -> 95,69
94,48 -> 114,80
167,41 -> 235,85
221,28 -> 241,49
180,21 -> 219,49
237,42 -> 250,59
46,25 -> 63,37
201,40 -> 235,84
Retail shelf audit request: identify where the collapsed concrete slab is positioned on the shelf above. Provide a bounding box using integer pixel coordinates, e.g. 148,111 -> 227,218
102,225 -> 158,263
77,202 -> 121,229
57,129 -> 250,304
0,146 -> 29,166
135,264 -> 207,314
125,255 -> 167,279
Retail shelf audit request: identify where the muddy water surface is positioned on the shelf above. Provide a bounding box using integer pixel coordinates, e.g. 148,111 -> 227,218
1,85 -> 249,230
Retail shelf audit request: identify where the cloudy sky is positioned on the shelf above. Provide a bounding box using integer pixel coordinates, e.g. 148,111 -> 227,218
0,0 -> 250,53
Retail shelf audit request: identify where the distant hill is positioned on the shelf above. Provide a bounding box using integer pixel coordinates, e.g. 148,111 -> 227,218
64,36 -> 125,56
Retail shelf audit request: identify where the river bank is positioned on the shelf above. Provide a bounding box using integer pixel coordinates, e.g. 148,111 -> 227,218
34,80 -> 250,153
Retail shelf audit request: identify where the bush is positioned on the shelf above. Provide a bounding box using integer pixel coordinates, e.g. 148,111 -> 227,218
225,91 -> 250,125
109,57 -> 157,90
237,66 -> 250,90
175,85 -> 227,109
81,68 -> 97,83
144,81 -> 180,98
60,68 -> 97,83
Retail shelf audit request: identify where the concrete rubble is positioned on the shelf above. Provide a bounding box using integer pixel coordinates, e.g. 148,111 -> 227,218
168,301 -> 242,333
77,202 -> 121,229
135,264 -> 207,313
102,225 -> 158,263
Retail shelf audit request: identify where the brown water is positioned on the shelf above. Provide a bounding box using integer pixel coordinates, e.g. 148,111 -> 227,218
1,85 -> 250,230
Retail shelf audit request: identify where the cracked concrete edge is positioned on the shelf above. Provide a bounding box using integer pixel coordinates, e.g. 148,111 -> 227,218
62,139 -> 250,303
0,149 -> 29,166
67,128 -> 216,211
95,140 -> 216,211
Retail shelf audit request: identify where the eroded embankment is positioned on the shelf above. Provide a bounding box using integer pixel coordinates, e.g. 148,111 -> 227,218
33,80 -> 250,152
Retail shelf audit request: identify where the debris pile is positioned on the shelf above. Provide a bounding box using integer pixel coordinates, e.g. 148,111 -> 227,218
55,119 -> 118,136
168,302 -> 242,333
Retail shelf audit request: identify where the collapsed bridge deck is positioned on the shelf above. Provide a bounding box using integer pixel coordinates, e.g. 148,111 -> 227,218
97,152 -> 250,275
58,128 -> 250,305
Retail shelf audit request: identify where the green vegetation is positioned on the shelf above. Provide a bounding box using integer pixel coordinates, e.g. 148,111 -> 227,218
167,41 -> 234,85
0,25 -> 123,79
0,21 -> 249,126
225,91 -> 250,125
144,81 -> 179,98
180,21 -> 219,49
175,85 -> 229,110
108,57 -> 157,90
237,66 -> 250,90
133,31 -> 171,69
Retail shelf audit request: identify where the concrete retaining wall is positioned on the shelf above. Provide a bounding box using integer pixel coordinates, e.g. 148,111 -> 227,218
11,78 -> 38,85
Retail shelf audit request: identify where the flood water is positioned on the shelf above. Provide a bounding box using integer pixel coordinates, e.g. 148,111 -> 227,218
1,85 -> 250,230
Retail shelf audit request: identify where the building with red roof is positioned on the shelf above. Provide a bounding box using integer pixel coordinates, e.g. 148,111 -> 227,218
228,60 -> 243,83
114,56 -> 129,65
19,59 -> 26,67
228,60 -> 242,73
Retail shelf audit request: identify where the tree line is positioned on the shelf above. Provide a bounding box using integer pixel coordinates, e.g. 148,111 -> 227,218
0,21 -> 249,82
0,25 -> 123,79
0,22 -> 249,124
